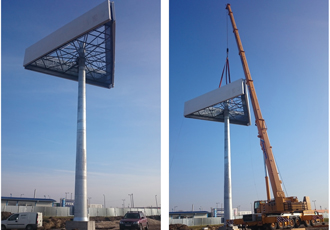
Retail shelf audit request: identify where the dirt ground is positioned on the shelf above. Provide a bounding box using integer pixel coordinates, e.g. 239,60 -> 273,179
95,218 -> 160,230
1,212 -> 160,230
169,224 -> 222,230
169,224 -> 192,230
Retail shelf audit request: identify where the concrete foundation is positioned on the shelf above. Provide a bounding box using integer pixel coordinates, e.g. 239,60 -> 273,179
66,221 -> 95,230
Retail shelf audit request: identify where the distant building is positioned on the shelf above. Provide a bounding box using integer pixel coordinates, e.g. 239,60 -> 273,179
60,198 -> 75,207
1,197 -> 56,207
211,208 -> 252,218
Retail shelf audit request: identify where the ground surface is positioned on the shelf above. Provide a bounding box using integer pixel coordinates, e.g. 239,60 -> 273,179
95,218 -> 160,230
1,212 -> 160,230
168,224 -> 330,230
169,224 -> 223,230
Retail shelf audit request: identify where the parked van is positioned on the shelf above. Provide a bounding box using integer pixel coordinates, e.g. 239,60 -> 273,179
1,212 -> 42,230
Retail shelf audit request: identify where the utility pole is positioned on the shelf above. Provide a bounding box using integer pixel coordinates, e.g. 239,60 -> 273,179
312,200 -> 317,210
103,194 -> 106,208
128,194 -> 133,208
155,195 -> 158,208
88,197 -> 92,207
131,193 -> 134,208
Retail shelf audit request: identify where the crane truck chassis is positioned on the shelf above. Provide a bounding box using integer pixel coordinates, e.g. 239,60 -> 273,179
228,207 -> 324,230
224,4 -> 326,230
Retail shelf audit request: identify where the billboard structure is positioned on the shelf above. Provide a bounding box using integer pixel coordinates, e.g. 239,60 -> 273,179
184,79 -> 250,125
23,1 -> 115,226
184,78 -> 251,223
24,0 -> 115,89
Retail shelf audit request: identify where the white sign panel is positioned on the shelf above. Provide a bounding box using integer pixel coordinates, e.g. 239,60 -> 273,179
184,79 -> 245,117
24,0 -> 113,67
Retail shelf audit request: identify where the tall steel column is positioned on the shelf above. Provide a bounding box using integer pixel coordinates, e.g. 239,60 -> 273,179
74,43 -> 88,222
223,102 -> 233,222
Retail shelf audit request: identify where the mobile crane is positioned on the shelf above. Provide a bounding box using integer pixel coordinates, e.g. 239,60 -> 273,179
225,4 -> 324,230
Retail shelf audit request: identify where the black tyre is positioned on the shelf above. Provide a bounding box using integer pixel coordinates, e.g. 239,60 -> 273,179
276,221 -> 283,229
267,223 -> 277,230
25,225 -> 33,230
288,218 -> 295,228
303,220 -> 310,227
294,217 -> 301,228
2,225 -> 6,230
310,219 -> 316,226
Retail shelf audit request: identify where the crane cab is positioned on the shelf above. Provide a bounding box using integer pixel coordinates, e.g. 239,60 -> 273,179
254,200 -> 266,214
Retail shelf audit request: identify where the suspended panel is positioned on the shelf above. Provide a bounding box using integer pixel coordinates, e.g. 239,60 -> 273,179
184,79 -> 251,126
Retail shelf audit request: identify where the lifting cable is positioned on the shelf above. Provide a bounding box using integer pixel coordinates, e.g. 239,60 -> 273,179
219,11 -> 231,88
219,49 -> 231,88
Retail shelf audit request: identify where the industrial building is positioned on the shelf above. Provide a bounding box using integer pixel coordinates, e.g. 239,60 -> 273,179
1,197 -> 56,207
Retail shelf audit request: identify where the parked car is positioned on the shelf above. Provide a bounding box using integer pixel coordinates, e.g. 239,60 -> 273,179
119,211 -> 149,230
1,212 -> 42,230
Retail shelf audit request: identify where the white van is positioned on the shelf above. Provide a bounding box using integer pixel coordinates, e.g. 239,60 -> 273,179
1,212 -> 42,230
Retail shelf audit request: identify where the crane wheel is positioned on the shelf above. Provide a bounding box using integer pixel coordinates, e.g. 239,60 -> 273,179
294,217 -> 301,228
303,220 -> 310,227
310,219 -> 316,226
288,218 -> 295,228
276,221 -> 283,229
266,223 -> 277,230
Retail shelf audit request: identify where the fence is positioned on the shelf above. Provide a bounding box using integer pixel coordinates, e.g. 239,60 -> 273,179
1,206 -> 71,217
1,205 -> 160,217
170,213 -> 330,227
169,217 -> 223,226
88,207 -> 161,217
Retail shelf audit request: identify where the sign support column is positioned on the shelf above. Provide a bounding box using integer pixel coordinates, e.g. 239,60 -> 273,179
224,101 -> 233,223
74,43 -> 88,222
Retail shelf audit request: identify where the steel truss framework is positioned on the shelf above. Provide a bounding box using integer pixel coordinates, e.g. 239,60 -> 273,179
25,21 -> 115,89
190,95 -> 250,125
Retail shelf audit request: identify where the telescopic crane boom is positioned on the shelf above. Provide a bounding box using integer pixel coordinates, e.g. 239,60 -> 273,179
225,4 -> 316,218
226,3 -> 285,209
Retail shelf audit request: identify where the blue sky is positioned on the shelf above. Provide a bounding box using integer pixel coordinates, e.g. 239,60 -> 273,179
170,0 -> 328,212
2,0 -> 160,208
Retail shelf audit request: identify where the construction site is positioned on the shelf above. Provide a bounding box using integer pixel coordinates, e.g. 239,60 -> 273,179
170,2 -> 328,230
1,212 -> 161,230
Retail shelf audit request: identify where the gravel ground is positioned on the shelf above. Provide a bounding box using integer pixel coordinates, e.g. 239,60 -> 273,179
1,212 -> 160,230
96,218 -> 160,230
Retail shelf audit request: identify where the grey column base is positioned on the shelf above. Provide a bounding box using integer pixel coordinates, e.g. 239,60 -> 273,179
66,221 -> 95,230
